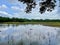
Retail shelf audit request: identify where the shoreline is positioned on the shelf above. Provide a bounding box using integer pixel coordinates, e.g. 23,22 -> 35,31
0,22 -> 60,27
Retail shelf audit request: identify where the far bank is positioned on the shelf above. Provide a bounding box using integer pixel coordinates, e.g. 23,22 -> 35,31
0,22 -> 60,27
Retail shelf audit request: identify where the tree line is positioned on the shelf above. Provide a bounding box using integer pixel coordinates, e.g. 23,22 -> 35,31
0,16 -> 60,22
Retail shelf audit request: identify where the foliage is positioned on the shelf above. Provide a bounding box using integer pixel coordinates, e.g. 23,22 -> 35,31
18,0 -> 56,14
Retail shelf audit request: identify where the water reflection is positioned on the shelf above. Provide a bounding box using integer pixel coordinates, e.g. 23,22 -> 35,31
0,24 -> 60,45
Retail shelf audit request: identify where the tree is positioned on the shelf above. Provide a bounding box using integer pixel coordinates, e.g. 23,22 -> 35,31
18,0 -> 57,14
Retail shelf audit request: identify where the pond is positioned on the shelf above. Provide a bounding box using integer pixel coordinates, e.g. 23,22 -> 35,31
0,24 -> 60,45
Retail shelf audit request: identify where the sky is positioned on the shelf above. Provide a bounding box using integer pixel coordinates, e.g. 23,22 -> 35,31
0,0 -> 60,19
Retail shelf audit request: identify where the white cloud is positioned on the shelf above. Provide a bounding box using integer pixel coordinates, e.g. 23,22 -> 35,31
0,11 -> 12,17
0,11 -> 9,15
8,0 -> 19,4
11,6 -> 24,11
0,4 -> 8,10
2,4 -> 7,8
12,12 -> 25,18
11,6 -> 20,10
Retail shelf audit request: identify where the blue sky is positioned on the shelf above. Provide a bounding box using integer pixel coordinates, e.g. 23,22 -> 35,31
0,0 -> 60,19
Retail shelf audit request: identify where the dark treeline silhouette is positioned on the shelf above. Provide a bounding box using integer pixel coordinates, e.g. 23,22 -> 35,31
18,0 -> 56,14
0,16 -> 60,22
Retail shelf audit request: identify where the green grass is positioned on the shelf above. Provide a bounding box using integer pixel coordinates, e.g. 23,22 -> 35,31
1,22 -> 60,27
38,22 -> 60,27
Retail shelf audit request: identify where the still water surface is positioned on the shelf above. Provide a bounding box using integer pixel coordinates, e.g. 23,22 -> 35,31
0,24 -> 60,45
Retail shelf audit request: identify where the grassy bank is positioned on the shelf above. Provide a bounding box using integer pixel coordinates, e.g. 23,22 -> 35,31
0,22 -> 60,27
39,22 -> 60,27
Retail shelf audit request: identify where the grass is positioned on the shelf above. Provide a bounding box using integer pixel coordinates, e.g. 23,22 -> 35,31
38,22 -> 60,27
0,22 -> 60,27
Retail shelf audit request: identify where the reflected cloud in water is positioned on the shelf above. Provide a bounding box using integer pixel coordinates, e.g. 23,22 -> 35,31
0,24 -> 60,45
